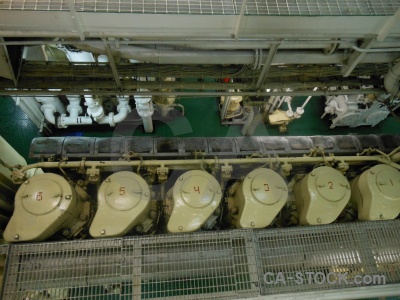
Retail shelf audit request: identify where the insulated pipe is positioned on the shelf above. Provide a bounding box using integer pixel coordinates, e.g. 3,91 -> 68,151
384,61 -> 400,97
74,43 -> 400,65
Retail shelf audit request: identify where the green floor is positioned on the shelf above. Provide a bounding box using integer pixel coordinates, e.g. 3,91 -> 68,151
1,95 -> 400,163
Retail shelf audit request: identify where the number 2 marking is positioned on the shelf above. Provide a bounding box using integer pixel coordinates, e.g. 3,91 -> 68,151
119,187 -> 126,195
194,186 -> 200,194
264,184 -> 270,191
390,179 -> 394,186
328,182 -> 334,189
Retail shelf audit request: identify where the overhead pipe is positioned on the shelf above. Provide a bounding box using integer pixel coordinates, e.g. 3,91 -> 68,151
384,61 -> 400,97
73,43 -> 400,65
36,96 -> 66,125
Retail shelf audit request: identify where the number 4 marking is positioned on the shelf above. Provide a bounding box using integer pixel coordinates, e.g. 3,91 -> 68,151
194,186 -> 200,194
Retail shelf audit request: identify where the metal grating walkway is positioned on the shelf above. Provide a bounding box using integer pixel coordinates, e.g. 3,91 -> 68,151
0,0 -> 399,16
2,220 -> 400,299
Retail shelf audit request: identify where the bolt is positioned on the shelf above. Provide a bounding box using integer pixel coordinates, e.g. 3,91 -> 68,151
291,205 -> 296,210
24,180 -> 30,185
247,176 -> 252,179
79,214 -> 87,221
14,234 -> 19,240
217,190 -> 221,194
179,177 -> 183,181
283,188 -> 287,191
251,222 -> 255,227
105,178 -> 111,183
149,210 -> 157,219
81,194 -> 87,200
178,226 -> 183,231
65,195 -> 72,200
62,229 -> 70,236
135,225 -> 143,233
370,171 -> 375,175
317,218 -> 321,223
100,230 -> 106,235
311,173 -> 315,177
144,192 -> 149,197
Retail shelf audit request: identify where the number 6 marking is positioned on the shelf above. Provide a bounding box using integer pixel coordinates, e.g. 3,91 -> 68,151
119,187 -> 126,195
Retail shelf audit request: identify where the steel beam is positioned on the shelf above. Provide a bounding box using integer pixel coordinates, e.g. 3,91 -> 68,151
0,88 -> 386,97
341,38 -> 375,77
233,0 -> 248,40
255,43 -> 280,89
67,0 -> 85,41
377,8 -> 400,42
102,39 -> 122,90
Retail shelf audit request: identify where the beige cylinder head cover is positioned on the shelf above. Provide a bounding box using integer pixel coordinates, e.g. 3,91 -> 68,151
293,166 -> 350,225
4,173 -> 81,242
233,168 -> 288,228
167,170 -> 222,233
350,164 -> 400,221
90,171 -> 151,237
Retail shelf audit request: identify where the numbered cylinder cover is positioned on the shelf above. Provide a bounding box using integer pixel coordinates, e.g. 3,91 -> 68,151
350,164 -> 400,221
4,173 -> 83,242
293,166 -> 350,225
233,168 -> 288,228
167,170 -> 222,233
90,171 -> 151,237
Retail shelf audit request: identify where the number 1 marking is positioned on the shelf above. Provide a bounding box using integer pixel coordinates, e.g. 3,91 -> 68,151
264,184 -> 270,191
36,192 -> 43,201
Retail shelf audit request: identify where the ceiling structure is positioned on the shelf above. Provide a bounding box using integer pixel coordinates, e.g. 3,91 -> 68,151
0,0 -> 399,97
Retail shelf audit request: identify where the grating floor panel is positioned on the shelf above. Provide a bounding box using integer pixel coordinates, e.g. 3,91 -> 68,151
2,221 -> 400,299
0,0 -> 398,16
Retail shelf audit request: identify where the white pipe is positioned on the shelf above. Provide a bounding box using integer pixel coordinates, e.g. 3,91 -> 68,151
142,116 -> 153,133
135,94 -> 154,133
384,61 -> 400,97
36,96 -> 66,125
66,95 -> 82,117
84,95 -> 104,121
97,96 -> 131,126
59,95 -> 93,128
